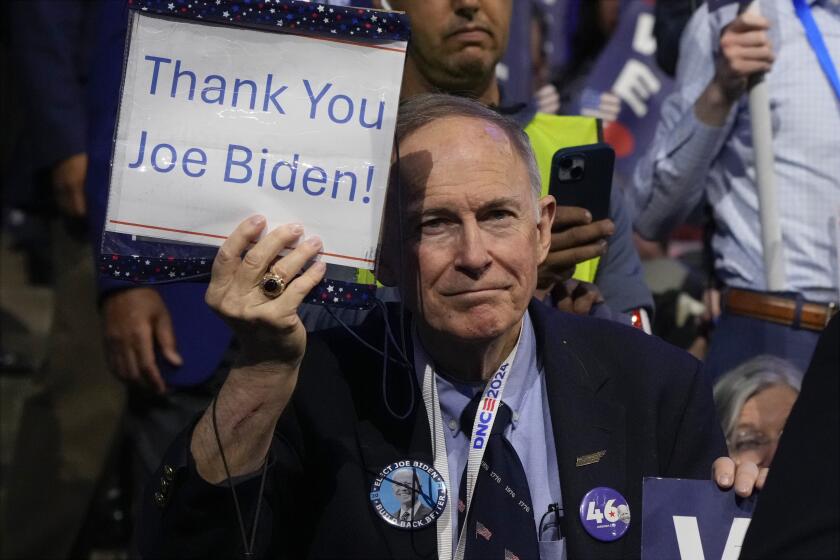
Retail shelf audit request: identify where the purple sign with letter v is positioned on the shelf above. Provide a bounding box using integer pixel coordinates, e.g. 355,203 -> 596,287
642,478 -> 756,560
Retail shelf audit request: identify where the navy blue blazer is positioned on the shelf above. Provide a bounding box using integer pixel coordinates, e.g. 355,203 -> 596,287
139,301 -> 725,559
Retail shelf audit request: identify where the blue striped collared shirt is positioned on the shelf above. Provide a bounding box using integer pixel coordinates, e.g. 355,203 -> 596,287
413,310 -> 565,560
632,0 -> 840,303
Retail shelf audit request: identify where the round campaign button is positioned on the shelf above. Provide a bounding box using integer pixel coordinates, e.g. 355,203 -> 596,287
369,460 -> 448,530
578,486 -> 631,542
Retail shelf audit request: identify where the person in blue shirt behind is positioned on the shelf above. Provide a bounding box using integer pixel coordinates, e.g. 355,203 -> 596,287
632,0 -> 840,380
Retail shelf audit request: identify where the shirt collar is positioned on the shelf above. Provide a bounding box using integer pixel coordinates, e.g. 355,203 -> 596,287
412,310 -> 540,435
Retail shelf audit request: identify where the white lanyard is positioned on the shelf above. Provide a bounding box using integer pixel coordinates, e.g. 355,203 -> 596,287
420,324 -> 523,560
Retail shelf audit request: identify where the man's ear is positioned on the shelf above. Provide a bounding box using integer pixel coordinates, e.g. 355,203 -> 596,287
536,194 -> 556,265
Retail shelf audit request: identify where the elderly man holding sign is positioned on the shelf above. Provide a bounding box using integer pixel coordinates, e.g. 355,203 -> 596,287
140,95 -> 762,560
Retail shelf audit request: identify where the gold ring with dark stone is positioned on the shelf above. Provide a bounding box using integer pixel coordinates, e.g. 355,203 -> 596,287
260,273 -> 286,299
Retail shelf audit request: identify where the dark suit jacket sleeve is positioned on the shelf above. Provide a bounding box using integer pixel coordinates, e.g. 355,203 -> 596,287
739,316 -> 840,559
138,402 -> 309,559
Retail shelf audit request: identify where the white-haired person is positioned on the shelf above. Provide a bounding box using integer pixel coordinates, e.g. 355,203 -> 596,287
714,355 -> 802,468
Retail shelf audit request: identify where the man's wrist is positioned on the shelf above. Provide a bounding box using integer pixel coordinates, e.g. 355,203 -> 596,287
226,361 -> 299,405
694,79 -> 738,127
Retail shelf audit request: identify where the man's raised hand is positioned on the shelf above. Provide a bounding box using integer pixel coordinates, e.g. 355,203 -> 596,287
204,215 -> 326,369
696,11 -> 774,127
715,12 -> 774,102
192,215 -> 326,484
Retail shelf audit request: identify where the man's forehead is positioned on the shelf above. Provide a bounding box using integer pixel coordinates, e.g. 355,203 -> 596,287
396,116 -> 527,204
401,116 -> 516,158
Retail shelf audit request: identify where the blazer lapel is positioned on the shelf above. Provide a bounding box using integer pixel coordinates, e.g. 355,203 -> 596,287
355,306 -> 439,559
530,302 -> 628,560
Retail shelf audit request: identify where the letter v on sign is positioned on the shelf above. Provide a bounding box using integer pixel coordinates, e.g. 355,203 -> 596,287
672,516 -> 751,560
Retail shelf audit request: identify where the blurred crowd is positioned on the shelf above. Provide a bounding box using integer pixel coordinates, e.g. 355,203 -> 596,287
1,0 -> 837,558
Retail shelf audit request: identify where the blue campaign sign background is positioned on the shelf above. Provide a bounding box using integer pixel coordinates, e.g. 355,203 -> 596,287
569,0 -> 674,188
642,478 -> 756,560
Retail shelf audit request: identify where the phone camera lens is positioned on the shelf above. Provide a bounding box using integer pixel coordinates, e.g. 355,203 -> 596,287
559,158 -> 573,170
570,166 -> 583,180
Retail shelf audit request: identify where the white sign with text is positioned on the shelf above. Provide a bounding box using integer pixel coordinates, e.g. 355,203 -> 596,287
106,13 -> 406,269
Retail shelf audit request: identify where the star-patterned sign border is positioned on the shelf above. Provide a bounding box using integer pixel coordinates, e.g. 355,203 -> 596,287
99,251 -> 377,310
100,231 -> 376,308
128,0 -> 410,43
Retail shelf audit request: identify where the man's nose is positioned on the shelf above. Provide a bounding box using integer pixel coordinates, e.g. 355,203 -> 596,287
454,221 -> 492,279
453,0 -> 480,19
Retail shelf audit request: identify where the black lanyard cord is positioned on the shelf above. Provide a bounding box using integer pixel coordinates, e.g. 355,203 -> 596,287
211,396 -> 271,558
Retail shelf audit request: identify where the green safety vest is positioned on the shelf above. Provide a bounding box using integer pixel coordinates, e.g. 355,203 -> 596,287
356,113 -> 603,286
524,112 -> 602,284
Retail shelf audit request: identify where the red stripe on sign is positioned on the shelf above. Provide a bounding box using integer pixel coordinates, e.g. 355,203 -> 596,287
108,219 -> 376,264
318,251 -> 375,264
109,219 -> 228,240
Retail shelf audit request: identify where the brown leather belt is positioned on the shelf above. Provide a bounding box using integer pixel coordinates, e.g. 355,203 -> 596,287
724,288 -> 838,332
